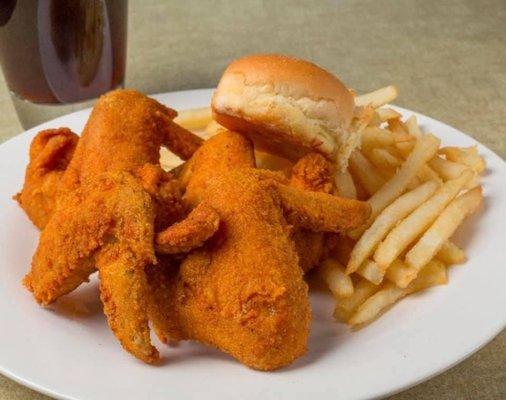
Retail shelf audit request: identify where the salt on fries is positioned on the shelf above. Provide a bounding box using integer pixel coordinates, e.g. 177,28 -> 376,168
317,86 -> 485,326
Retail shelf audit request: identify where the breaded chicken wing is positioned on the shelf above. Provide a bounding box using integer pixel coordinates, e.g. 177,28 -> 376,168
21,90 -> 206,363
290,153 -> 334,272
151,131 -> 370,370
15,128 -> 78,229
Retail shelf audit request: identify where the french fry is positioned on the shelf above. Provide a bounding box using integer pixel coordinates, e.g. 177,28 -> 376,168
159,147 -> 184,171
349,260 -> 447,326
463,146 -> 478,155
405,115 -> 422,137
428,156 -> 468,180
388,119 -> 410,136
376,108 -> 402,122
405,187 -> 483,272
352,134 -> 441,238
396,146 -> 443,184
356,260 -> 385,285
366,148 -> 402,172
385,259 -> 417,288
439,146 -> 486,174
374,170 -> 474,270
396,140 -> 415,156
435,240 -> 466,265
255,151 -> 293,174
355,85 -> 399,108
324,106 -> 484,327
417,165 -> 443,185
319,259 -> 354,299
333,278 -> 380,322
174,107 -> 212,130
347,181 -> 439,274
334,169 -> 357,199
361,127 -> 395,150
204,120 -> 224,137
348,151 -> 386,195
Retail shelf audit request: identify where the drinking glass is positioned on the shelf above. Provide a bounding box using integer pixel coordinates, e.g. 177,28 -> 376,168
0,0 -> 128,128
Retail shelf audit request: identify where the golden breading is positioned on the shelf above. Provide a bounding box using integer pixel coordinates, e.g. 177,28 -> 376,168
15,128 -> 78,229
152,131 -> 370,370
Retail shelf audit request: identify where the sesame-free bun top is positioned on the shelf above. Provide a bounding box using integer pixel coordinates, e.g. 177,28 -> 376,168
212,54 -> 357,167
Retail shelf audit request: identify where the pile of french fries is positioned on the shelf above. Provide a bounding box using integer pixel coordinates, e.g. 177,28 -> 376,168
163,85 -> 485,328
321,86 -> 485,326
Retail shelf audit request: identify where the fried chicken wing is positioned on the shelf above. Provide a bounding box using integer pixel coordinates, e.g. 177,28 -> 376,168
156,202 -> 220,254
21,90 -> 206,363
25,172 -> 159,363
151,131 -> 371,370
155,169 -> 311,370
290,152 -> 334,194
277,184 -> 370,232
289,153 -> 334,272
179,128 -> 256,205
15,128 -> 78,229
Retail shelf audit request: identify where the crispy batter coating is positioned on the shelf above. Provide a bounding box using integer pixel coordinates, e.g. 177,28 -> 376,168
290,152 -> 334,194
21,90 -> 199,364
94,173 -> 159,363
277,184 -> 371,232
290,153 -> 334,272
24,172 -> 159,363
62,90 -> 178,190
156,203 -> 220,254
292,229 -> 325,273
136,163 -> 186,231
164,120 -> 204,160
149,131 -> 371,370
180,129 -> 256,205
145,256 -> 184,344
15,128 -> 78,229
152,169 -> 312,370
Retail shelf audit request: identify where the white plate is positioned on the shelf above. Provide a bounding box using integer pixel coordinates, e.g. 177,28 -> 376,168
0,89 -> 505,400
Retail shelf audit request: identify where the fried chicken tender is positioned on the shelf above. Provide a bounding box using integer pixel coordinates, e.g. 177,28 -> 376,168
150,131 -> 371,370
15,128 -> 78,229
22,90 -> 205,363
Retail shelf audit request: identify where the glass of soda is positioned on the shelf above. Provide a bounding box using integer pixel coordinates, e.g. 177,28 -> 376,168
0,0 -> 128,128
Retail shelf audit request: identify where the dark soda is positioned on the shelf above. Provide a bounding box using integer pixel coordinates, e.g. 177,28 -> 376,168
0,0 -> 127,104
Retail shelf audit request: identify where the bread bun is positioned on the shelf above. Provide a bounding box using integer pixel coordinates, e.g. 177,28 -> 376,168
212,54 -> 358,168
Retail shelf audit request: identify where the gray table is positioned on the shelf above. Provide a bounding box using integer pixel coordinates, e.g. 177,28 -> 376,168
1,1 -> 504,399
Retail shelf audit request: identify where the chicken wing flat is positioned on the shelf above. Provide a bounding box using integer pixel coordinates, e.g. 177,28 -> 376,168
21,90 -> 206,363
15,128 -> 78,229
25,172 -> 159,363
290,152 -> 334,272
151,131 -> 370,370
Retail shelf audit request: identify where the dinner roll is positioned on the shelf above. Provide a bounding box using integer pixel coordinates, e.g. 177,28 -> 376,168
212,54 -> 359,168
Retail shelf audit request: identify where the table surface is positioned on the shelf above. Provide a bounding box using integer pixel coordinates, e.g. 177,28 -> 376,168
1,1 -> 504,399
